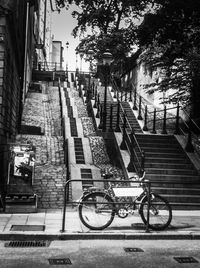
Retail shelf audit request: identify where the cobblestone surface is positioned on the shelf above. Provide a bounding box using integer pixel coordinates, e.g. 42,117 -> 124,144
17,85 -> 66,209
81,117 -> 96,137
71,87 -> 124,179
21,93 -> 45,130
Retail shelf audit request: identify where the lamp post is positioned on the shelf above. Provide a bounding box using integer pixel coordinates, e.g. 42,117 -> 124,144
79,48 -> 85,73
86,49 -> 94,103
101,50 -> 113,132
66,41 -> 69,81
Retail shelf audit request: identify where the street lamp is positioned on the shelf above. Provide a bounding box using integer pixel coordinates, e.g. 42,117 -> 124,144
66,41 -> 69,81
101,50 -> 113,132
79,48 -> 85,73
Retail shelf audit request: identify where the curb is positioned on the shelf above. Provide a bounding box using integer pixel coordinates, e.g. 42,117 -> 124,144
0,232 -> 200,241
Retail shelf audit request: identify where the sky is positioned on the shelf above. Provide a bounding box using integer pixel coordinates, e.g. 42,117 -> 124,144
51,6 -> 90,72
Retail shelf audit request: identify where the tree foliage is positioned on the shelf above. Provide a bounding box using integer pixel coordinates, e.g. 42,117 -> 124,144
55,0 -> 150,65
136,0 -> 200,118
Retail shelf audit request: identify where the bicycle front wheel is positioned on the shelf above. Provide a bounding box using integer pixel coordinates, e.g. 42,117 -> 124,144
140,193 -> 172,231
78,192 -> 115,230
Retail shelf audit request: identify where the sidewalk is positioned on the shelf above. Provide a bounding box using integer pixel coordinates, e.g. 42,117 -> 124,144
0,208 -> 200,240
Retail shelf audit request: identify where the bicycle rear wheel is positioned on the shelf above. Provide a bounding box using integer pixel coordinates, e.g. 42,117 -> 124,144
140,193 -> 172,231
78,192 -> 115,230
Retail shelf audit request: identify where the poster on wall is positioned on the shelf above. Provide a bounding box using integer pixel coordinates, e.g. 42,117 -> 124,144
8,143 -> 35,186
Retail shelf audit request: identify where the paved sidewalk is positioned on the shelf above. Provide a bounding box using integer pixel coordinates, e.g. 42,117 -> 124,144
0,209 -> 200,240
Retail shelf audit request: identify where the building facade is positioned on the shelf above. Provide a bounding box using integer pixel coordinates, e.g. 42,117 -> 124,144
0,0 -> 40,205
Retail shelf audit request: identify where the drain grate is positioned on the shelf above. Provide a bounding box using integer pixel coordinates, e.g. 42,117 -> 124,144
10,225 -> 45,231
124,248 -> 144,252
174,257 -> 199,264
49,258 -> 72,265
5,241 -> 50,247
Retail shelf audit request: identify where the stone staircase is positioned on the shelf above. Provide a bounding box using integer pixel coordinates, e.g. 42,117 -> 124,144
135,133 -> 200,208
96,85 -> 200,208
103,101 -> 142,133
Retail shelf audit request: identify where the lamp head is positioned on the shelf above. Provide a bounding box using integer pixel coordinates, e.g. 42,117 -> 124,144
102,50 -> 113,66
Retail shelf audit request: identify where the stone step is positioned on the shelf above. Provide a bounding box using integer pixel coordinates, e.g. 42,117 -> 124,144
146,168 -> 198,176
144,151 -> 187,158
145,162 -> 194,169
146,173 -> 199,182
137,146 -> 182,153
159,194 -> 200,204
152,187 -> 200,195
145,157 -> 190,164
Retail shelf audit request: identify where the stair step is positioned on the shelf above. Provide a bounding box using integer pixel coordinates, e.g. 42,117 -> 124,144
145,163 -> 194,169
80,168 -> 93,190
146,173 -> 199,182
74,138 -> 85,164
152,187 -> 200,195
70,118 -> 78,137
145,157 -> 190,164
145,152 -> 187,158
146,168 -> 198,175
138,147 -> 182,153
160,194 -> 200,204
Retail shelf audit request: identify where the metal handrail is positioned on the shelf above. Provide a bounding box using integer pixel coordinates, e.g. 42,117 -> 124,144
110,78 -> 145,176
58,79 -> 71,191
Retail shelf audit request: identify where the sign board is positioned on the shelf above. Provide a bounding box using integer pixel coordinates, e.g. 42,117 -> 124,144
112,186 -> 143,197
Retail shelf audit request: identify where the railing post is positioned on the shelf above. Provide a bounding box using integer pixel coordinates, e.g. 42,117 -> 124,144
129,90 -> 132,102
145,180 -> 151,233
185,126 -> 194,152
109,104 -> 113,132
115,100 -> 121,132
127,130 -> 136,172
96,94 -> 100,118
125,91 -> 127,102
151,108 -> 157,134
141,150 -> 145,174
162,105 -> 167,134
174,103 -> 180,135
93,88 -> 97,108
61,183 -> 67,232
113,89 -> 117,98
98,104 -> 103,129
133,89 -> 137,110
92,81 -> 95,99
137,96 -> 143,120
120,112 -> 127,150
143,105 -> 148,131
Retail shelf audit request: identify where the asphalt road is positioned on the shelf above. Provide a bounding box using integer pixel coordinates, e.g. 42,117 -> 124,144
0,239 -> 199,268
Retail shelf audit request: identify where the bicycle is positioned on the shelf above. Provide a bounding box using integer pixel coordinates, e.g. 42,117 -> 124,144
78,172 -> 172,231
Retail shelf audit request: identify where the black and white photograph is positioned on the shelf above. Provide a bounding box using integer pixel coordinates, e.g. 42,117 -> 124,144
0,0 -> 200,267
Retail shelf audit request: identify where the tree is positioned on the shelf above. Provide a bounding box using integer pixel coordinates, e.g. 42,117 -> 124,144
136,0 -> 200,120
55,0 -> 150,67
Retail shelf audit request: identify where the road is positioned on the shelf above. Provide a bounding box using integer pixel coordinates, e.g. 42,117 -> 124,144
0,239 -> 199,267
